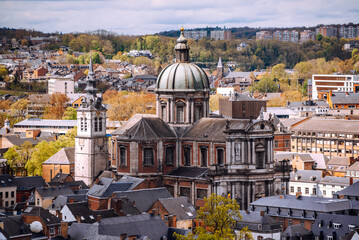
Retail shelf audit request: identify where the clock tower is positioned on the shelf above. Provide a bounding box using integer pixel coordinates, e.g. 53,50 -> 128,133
74,58 -> 108,186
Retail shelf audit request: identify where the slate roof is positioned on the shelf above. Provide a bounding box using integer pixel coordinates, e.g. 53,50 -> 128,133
43,148 -> 75,165
48,194 -> 88,211
224,71 -> 261,79
13,176 -> 46,191
112,196 -> 141,216
64,202 -> 118,223
3,135 -> 55,147
117,175 -> 144,190
292,118 -> 359,134
14,119 -> 77,128
290,170 -> 322,183
330,92 -> 359,105
50,173 -> 74,183
88,182 -> 132,198
113,187 -> 172,212
23,206 -> 61,226
182,118 -> 252,141
281,224 -> 312,238
236,211 -> 281,232
334,181 -> 359,197
0,215 -> 31,238
0,175 -> 15,188
348,161 -> 359,171
49,181 -> 89,190
166,167 -> 208,179
98,214 -> 168,239
36,186 -> 74,198
319,176 -> 353,186
158,197 -> 196,220
312,213 -> 359,239
112,115 -> 176,140
251,195 -> 352,212
328,157 -> 351,166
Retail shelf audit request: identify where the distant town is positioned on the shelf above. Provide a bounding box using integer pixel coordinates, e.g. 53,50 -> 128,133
0,21 -> 358,239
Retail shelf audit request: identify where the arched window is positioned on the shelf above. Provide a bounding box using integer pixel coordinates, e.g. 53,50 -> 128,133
161,106 -> 167,121
217,148 -> 224,166
99,117 -> 103,132
255,143 -> 266,169
80,117 -> 84,131
200,147 -> 208,167
165,146 -> 175,166
84,118 -> 87,131
177,106 -> 184,123
184,146 -> 191,166
195,103 -> 203,122
94,117 -> 98,132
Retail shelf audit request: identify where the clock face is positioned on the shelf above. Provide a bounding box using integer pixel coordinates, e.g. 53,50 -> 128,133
96,111 -> 101,117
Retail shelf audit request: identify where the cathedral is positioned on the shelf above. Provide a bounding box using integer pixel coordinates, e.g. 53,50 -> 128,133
75,29 -> 284,210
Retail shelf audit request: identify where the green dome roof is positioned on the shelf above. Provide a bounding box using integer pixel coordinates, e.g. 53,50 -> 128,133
156,63 -> 210,92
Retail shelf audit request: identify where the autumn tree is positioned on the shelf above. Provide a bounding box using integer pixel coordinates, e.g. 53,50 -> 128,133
209,94 -> 224,112
62,107 -> 77,120
174,194 -> 252,240
10,98 -> 29,119
44,93 -> 70,119
4,141 -> 33,175
103,91 -> 156,121
253,72 -> 278,93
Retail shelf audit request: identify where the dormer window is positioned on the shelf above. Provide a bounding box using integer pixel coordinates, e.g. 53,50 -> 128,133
310,176 -> 317,181
348,224 -> 356,231
295,175 -> 302,181
333,223 -> 341,229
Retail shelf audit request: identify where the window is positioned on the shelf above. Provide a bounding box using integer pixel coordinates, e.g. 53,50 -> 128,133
297,187 -> 301,193
99,117 -> 103,132
81,117 -> 84,131
120,147 -> 126,166
257,236 -> 263,240
323,190 -> 326,196
5,192 -> 8,198
177,106 -> 184,123
165,146 -> 174,166
285,140 -> 290,148
11,191 -> 14,198
217,148 -> 224,166
161,106 -> 167,121
49,227 -> 55,236
184,147 -> 191,166
290,186 -> 294,193
349,224 -> 356,231
305,188 -> 309,194
143,148 -> 154,166
84,118 -> 87,131
275,140 -> 279,148
313,188 -> 317,195
288,219 -> 292,225
196,189 -> 207,199
333,223 -> 341,229
94,117 -> 98,132
200,147 -> 208,167
180,187 -> 191,197
327,236 -> 333,240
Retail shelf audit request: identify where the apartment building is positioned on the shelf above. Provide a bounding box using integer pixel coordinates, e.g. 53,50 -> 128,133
312,74 -> 359,100
291,118 -> 359,158
48,77 -> 74,95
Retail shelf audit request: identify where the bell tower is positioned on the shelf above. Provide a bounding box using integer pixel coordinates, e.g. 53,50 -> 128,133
75,58 -> 108,186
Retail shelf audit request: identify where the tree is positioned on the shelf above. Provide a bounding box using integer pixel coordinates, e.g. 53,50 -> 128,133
4,146 -> 20,174
0,67 -> 8,81
10,98 -> 29,119
44,93 -> 70,119
4,141 -> 33,175
62,107 -> 77,120
174,194 -> 252,240
209,94 -> 223,112
26,141 -> 59,176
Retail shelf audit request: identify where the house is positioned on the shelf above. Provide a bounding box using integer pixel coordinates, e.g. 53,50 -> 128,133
42,148 -> 75,182
116,175 -> 146,190
333,180 -> 359,200
68,214 -> 169,240
111,187 -> 172,213
327,157 -> 355,177
47,194 -> 88,215
318,176 -> 354,198
13,176 -> 46,203
250,195 -> 352,231
22,206 -> 66,239
60,202 -> 118,224
147,197 -> 196,229
0,215 -> 32,240
312,213 -> 359,240
346,161 -> 359,179
0,174 -> 17,208
49,172 -> 74,184
235,211 -> 281,240
34,186 -> 74,208
289,170 -> 322,197
27,94 -> 51,118
327,92 -> 359,109
109,196 -> 141,216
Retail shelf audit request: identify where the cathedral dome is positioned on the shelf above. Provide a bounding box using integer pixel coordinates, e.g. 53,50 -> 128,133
155,28 -> 210,93
156,62 -> 210,92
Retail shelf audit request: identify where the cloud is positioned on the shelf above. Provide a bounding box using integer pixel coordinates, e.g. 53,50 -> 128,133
0,0 -> 358,35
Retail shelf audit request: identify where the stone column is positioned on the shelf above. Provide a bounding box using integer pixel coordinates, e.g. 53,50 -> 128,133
203,100 -> 207,118
191,100 -> 194,124
186,100 -> 190,123
171,98 -> 175,123
252,141 -> 256,165
352,141 -> 354,158
167,99 -> 170,122
231,141 -> 235,164
242,141 -> 245,164
156,96 -> 160,117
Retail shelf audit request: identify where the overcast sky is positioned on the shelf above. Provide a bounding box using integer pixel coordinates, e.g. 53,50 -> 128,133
0,0 -> 358,35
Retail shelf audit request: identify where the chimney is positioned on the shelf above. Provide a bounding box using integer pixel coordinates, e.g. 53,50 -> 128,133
75,214 -> 81,223
96,215 -> 102,222
120,234 -> 128,240
260,211 -> 265,216
349,157 -> 355,165
329,90 -> 333,97
69,198 -> 74,203
350,177 -> 354,186
296,192 -> 302,199
346,92 -> 349,96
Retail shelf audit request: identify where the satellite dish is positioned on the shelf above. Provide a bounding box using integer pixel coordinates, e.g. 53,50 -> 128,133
30,221 -> 43,233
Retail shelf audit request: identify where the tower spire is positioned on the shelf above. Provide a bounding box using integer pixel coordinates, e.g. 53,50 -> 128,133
175,27 -> 190,63
83,53 -> 99,106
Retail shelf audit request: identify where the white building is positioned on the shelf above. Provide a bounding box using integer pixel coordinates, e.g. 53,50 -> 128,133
312,74 -> 359,100
216,87 -> 235,96
48,77 -> 75,95
318,176 -> 354,198
289,170 -> 322,197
